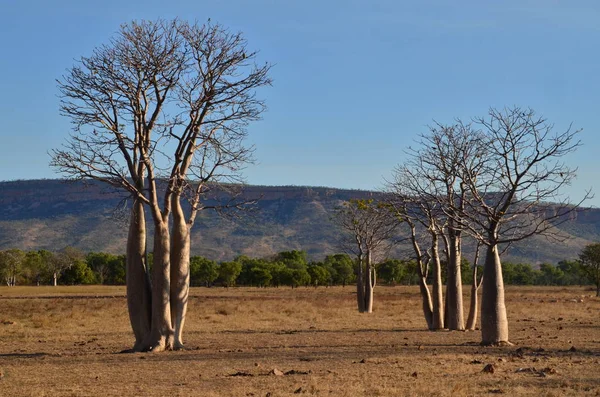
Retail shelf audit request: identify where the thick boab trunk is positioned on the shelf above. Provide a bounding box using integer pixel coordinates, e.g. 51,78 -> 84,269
144,220 -> 174,352
480,244 -> 509,345
126,200 -> 152,351
431,235 -> 444,330
170,198 -> 190,350
446,234 -> 465,330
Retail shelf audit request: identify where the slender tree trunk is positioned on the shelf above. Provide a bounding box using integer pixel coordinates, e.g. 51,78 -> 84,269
466,278 -> 480,331
144,219 -> 174,352
446,232 -> 465,330
170,197 -> 190,350
418,275 -> 434,329
431,233 -> 444,330
126,200 -> 152,351
356,253 -> 365,313
409,222 -> 433,329
364,251 -> 374,313
480,243 -> 509,345
466,246 -> 482,331
53,272 -> 57,287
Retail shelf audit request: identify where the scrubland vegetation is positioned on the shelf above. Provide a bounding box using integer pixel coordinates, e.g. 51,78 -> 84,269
0,247 -> 595,289
1,15 -> 598,396
0,285 -> 598,396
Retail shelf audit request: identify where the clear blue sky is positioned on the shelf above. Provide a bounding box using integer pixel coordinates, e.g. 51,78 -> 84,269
1,0 -> 598,205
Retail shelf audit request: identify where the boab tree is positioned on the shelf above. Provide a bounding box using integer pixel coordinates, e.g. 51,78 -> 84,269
334,199 -> 399,313
465,242 -> 483,331
387,176 -> 445,330
389,123 -> 486,330
51,19 -> 271,351
390,109 -> 587,341
463,107 -> 588,345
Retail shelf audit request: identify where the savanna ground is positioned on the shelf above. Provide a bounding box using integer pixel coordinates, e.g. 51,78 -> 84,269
0,285 -> 599,396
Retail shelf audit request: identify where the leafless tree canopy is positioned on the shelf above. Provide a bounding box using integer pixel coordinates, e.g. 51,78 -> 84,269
51,19 -> 271,207
387,105 -> 590,344
333,198 -> 399,262
50,19 -> 272,352
463,107 -> 588,245
391,107 -> 589,247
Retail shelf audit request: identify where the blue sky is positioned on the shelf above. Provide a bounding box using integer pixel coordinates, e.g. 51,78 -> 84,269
1,0 -> 598,205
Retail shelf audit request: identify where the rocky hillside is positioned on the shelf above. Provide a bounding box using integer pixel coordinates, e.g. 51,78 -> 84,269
0,179 -> 598,264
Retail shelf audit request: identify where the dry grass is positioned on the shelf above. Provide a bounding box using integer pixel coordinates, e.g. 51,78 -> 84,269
0,285 -> 599,396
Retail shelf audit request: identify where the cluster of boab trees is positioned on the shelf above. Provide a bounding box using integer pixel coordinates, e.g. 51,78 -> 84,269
49,17 -> 589,351
337,108 -> 588,346
51,19 -> 271,352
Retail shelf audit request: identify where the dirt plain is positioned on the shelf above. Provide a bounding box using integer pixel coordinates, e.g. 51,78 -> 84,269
0,285 -> 598,396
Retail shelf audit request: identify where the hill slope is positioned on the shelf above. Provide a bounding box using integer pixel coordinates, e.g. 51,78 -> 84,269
0,179 -> 597,264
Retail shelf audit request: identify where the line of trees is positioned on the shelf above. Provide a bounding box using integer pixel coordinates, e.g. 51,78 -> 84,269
332,106 -> 589,346
1,248 -> 596,290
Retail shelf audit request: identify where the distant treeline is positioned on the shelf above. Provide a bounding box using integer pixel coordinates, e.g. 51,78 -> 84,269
0,248 -> 593,288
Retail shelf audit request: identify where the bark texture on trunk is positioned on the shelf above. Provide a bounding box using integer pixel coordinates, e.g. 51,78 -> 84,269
144,220 -> 174,352
446,232 -> 465,330
418,276 -> 434,329
126,200 -> 152,351
466,280 -> 479,331
431,234 -> 444,330
480,243 -> 509,345
170,198 -> 190,350
466,259 -> 482,331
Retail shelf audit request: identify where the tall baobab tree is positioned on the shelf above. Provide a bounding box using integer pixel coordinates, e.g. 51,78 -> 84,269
389,109 -> 587,342
462,107 -> 588,345
51,19 -> 271,351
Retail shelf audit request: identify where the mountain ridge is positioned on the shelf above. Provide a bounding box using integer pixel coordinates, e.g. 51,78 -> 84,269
0,179 -> 597,264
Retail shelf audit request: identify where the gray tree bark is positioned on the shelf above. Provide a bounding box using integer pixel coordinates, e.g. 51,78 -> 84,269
466,246 -> 482,331
446,230 -> 465,330
480,242 -> 509,345
144,219 -> 174,352
126,200 -> 152,351
431,233 -> 444,330
466,267 -> 480,331
170,198 -> 190,350
418,275 -> 434,329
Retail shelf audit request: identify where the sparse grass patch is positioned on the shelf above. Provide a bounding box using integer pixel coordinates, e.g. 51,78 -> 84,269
0,286 -> 599,396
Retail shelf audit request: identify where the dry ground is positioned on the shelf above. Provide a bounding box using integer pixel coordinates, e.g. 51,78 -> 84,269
0,285 -> 599,396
